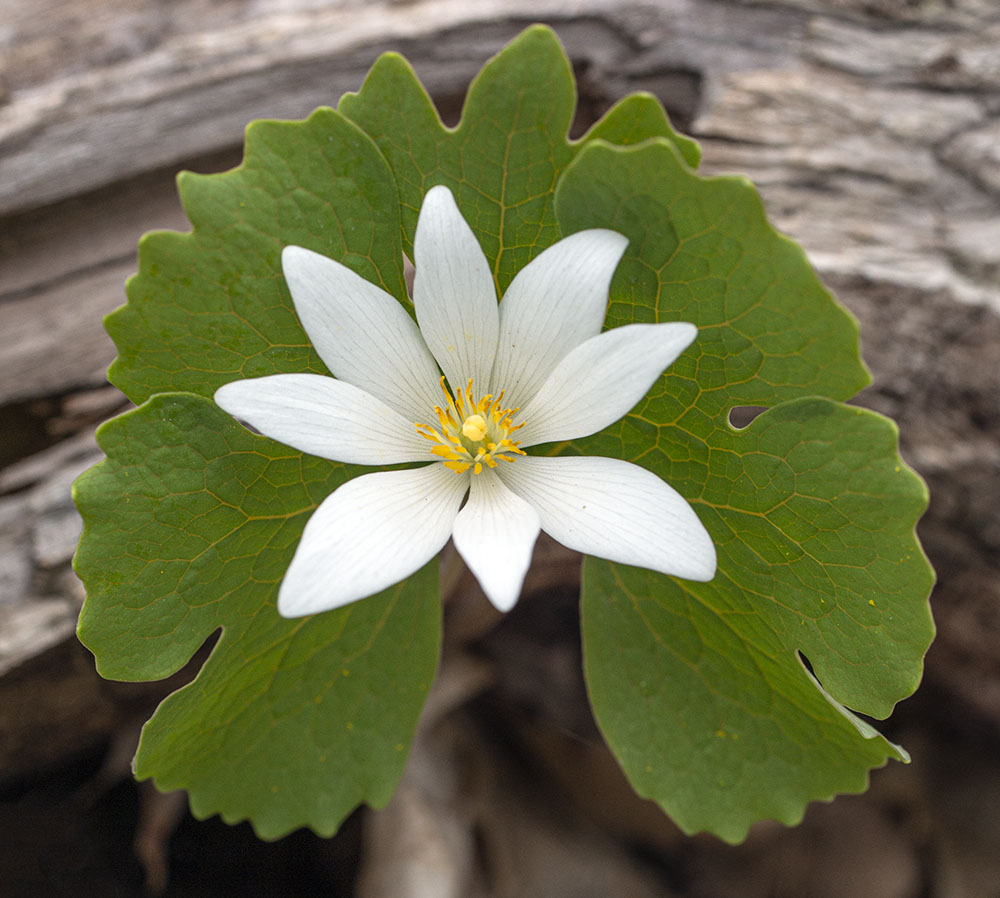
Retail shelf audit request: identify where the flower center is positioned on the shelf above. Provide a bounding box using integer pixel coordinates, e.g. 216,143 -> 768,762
415,378 -> 526,475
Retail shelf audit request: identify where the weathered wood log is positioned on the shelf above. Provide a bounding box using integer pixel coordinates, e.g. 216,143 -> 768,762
2,0 -> 1000,894
3,0 -> 998,406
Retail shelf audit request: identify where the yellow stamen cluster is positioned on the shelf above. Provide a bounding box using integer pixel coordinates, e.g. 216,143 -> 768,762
415,377 -> 526,475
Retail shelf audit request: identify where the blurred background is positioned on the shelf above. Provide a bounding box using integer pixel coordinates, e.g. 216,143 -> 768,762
1,1 -> 999,895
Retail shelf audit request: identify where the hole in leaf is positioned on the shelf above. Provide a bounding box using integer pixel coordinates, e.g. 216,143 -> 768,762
728,405 -> 767,430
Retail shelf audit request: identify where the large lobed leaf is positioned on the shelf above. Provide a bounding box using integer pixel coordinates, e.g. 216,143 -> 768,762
74,24 -> 934,841
556,139 -> 934,841
75,394 -> 440,838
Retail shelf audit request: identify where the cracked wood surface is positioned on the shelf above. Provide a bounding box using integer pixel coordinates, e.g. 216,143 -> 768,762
1,2 -> 999,895
2,0 -> 999,410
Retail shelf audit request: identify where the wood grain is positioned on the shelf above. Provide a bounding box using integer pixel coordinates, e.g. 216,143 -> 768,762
1,2 -> 999,891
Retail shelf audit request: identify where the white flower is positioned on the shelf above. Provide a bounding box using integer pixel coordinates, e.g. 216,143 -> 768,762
215,186 -> 716,616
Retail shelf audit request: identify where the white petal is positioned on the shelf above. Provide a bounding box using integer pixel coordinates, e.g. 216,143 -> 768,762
515,322 -> 697,447
277,464 -> 468,617
282,246 -> 442,423
489,229 -> 628,406
413,186 -> 499,391
498,455 -> 716,582
452,468 -> 541,612
215,374 -> 429,465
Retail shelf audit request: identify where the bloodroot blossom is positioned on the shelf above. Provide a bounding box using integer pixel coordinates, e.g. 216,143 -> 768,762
215,186 -> 716,616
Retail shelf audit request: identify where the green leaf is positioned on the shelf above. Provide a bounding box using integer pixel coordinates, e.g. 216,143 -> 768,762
339,24 -> 696,293
83,108 -> 437,835
107,107 -> 408,407
581,93 -> 701,167
555,140 -> 935,841
75,394 -> 439,838
75,23 -> 934,843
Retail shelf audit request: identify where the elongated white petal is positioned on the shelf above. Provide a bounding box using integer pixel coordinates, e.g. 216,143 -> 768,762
498,455 -> 716,582
515,322 -> 697,447
278,464 -> 468,617
413,186 -> 499,391
215,374 -> 429,465
282,246 -> 442,423
489,229 -> 628,407
452,468 -> 540,612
